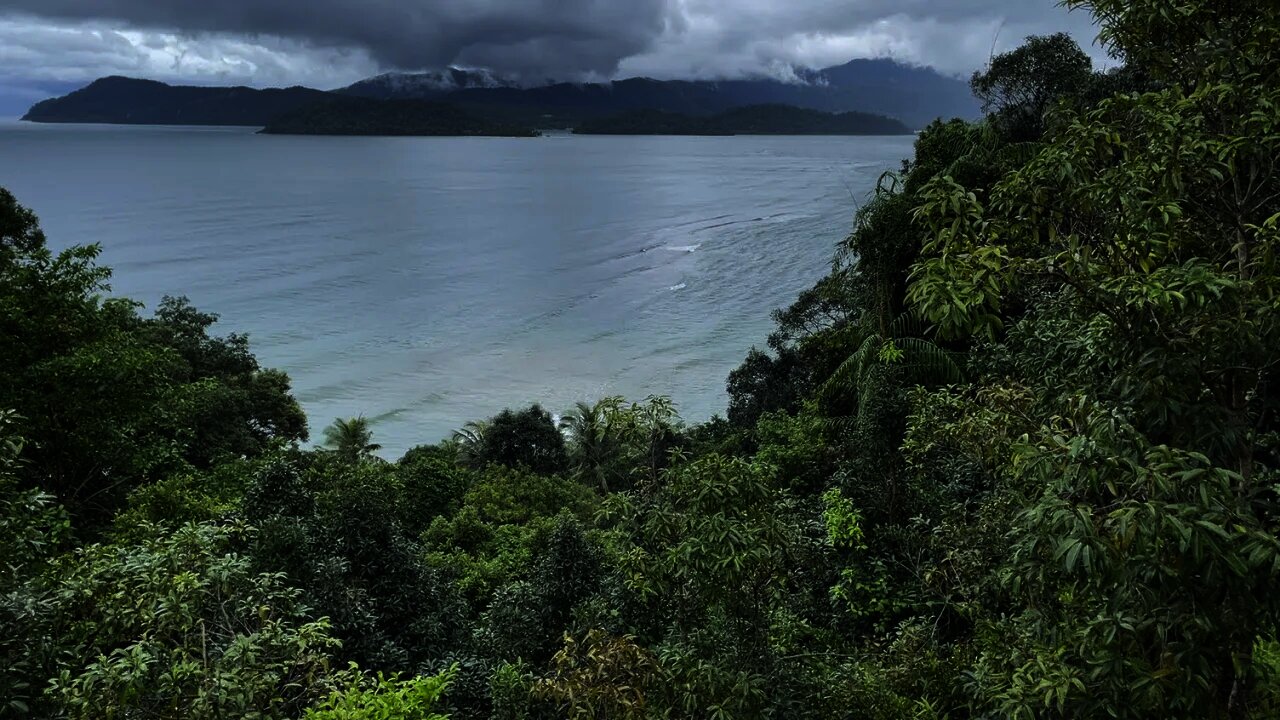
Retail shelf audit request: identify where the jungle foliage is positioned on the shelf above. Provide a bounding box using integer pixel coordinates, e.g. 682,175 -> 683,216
2,1 -> 1278,717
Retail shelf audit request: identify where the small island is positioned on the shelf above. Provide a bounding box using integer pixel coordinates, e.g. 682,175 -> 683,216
260,97 -> 539,137
573,103 -> 910,136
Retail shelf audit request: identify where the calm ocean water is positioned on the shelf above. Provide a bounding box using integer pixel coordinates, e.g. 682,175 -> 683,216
0,121 -> 913,456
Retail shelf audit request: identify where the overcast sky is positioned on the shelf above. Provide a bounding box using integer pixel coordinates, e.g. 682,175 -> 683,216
0,0 -> 1104,94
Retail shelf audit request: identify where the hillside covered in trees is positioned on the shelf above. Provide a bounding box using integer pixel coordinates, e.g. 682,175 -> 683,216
3,1 -> 1279,718
21,76 -> 332,126
572,104 -> 909,136
22,58 -> 973,132
259,97 -> 540,137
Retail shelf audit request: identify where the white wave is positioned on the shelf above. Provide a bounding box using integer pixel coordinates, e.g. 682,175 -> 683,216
669,283 -> 687,291
664,244 -> 701,253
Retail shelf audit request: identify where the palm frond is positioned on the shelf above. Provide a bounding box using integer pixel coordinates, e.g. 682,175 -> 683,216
888,311 -> 933,340
820,310 -> 965,433
893,337 -> 965,386
321,415 -> 379,460
818,333 -> 878,403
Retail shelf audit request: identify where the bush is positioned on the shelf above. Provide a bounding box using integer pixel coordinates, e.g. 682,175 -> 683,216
47,522 -> 340,719
306,667 -> 455,720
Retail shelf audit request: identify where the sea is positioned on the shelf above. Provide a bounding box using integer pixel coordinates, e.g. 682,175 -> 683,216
0,121 -> 914,456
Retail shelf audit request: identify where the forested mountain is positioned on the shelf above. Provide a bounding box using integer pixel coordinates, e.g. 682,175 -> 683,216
573,104 -> 910,135
259,97 -> 539,136
343,59 -> 977,130
3,1 -> 1279,718
21,76 -> 332,126
22,58 -> 974,131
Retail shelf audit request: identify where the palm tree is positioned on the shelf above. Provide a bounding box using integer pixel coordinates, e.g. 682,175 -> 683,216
824,173 -> 962,419
321,416 -> 381,461
819,313 -> 961,524
559,399 -> 620,493
821,312 -> 963,420
451,420 -> 489,469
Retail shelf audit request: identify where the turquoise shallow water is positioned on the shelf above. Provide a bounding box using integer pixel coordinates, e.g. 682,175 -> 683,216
0,121 -> 913,456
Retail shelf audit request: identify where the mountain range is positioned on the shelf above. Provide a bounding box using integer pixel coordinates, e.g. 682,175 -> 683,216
22,59 -> 978,132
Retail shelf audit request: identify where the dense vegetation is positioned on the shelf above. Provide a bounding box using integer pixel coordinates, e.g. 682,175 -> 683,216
3,1 -> 1279,717
572,104 -> 908,136
260,98 -> 539,137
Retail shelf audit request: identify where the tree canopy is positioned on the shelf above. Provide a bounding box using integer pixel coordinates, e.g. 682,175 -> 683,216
3,1 -> 1279,717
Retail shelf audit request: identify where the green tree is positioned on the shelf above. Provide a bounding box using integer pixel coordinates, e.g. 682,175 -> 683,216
395,447 -> 476,534
305,668 -> 455,720
243,454 -> 467,671
971,405 -> 1280,718
146,296 -> 309,466
602,454 -> 796,718
559,396 -> 684,492
907,0 -> 1280,714
533,630 -> 657,720
819,311 -> 961,420
46,521 -> 341,719
477,514 -> 605,664
0,188 -> 306,527
605,396 -> 682,488
450,420 -> 489,469
970,33 -> 1095,141
727,273 -> 858,427
560,399 -> 621,492
0,411 -> 70,717
478,405 -> 568,475
322,415 -> 382,461
914,2 -> 1280,473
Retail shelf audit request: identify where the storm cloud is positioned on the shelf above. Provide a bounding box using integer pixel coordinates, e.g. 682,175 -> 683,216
0,0 -> 674,80
0,0 -> 1104,90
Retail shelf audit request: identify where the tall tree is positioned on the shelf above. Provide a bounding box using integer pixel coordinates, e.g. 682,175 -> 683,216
321,416 -> 381,461
478,405 -> 568,475
970,32 -> 1095,141
560,399 -> 621,493
450,419 -> 489,469
0,189 -> 307,527
910,0 -> 1280,714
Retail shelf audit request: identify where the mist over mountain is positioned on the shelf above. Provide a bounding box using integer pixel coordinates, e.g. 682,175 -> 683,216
340,67 -> 520,98
21,58 -> 978,130
340,59 -> 979,129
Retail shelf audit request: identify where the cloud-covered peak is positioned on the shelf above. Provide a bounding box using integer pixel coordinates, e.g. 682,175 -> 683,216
0,0 -> 1106,101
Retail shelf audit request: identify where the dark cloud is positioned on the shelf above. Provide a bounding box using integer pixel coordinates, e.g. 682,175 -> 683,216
0,0 -> 673,80
0,0 -> 1104,92
0,16 -> 381,90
